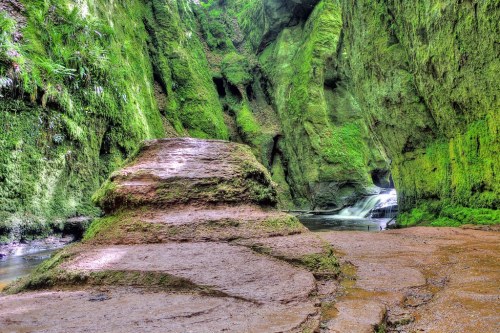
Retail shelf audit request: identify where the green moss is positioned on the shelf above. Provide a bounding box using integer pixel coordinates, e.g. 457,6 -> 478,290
144,0 -> 229,140
0,0 -> 236,236
8,261 -> 215,294
258,0 -> 387,208
262,215 -> 303,232
301,248 -> 340,277
375,324 -> 387,333
83,213 -> 121,240
0,0 -> 169,235
342,0 -> 499,213
221,52 -> 252,85
270,155 -> 294,209
398,203 -> 500,227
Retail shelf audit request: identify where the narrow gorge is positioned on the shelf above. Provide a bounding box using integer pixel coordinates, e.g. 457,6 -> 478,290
0,0 -> 499,332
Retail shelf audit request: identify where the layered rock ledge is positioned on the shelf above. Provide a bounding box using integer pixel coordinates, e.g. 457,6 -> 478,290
1,139 -> 335,332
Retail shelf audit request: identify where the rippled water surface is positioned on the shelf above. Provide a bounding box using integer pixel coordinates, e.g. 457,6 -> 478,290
299,215 -> 392,232
0,238 -> 71,290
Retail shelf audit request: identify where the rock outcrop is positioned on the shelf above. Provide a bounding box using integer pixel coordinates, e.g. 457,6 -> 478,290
1,138 -> 338,332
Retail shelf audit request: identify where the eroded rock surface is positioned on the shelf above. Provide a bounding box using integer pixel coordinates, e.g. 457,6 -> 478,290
62,243 -> 316,304
320,227 -> 500,333
1,139 -> 325,332
94,138 -> 277,213
0,289 -> 316,333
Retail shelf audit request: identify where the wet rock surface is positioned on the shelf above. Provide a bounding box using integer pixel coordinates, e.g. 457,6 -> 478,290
0,288 -> 316,333
319,227 -> 500,333
63,243 -> 316,304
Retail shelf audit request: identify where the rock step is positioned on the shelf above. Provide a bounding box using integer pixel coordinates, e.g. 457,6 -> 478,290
94,138 -> 277,213
86,205 -> 306,244
62,243 -> 317,304
0,288 -> 317,333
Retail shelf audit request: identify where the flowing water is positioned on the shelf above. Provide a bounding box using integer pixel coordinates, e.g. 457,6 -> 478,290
299,189 -> 398,232
0,237 -> 71,291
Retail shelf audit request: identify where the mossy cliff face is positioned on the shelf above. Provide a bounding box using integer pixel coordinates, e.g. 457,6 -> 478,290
0,0 -> 498,233
198,0 -> 389,210
340,1 -> 499,224
258,0 -> 388,209
0,0 -> 228,239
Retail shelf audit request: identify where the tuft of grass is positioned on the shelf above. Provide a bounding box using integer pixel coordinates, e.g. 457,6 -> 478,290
300,247 -> 341,277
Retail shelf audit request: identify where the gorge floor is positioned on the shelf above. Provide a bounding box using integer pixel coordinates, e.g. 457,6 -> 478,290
1,227 -> 498,333
1,139 -> 498,332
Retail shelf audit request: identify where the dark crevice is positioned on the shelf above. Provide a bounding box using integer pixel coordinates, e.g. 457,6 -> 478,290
245,84 -> 255,101
451,101 -> 464,116
257,0 -> 320,53
258,73 -> 273,105
99,127 -> 112,156
474,3 -> 478,31
227,82 -> 243,102
371,169 -> 394,188
213,77 -> 226,97
324,76 -> 340,90
269,134 -> 282,168
417,27 -> 428,44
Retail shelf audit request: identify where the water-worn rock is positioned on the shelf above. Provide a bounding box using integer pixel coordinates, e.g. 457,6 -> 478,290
93,138 -> 277,213
86,139 -> 304,244
63,243 -> 316,304
325,300 -> 387,333
320,227 -> 500,332
4,138 -> 498,333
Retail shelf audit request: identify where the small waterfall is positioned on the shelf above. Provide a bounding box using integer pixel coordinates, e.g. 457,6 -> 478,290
335,189 -> 397,219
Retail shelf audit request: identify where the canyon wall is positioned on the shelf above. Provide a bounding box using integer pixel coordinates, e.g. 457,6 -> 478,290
0,0 -> 498,237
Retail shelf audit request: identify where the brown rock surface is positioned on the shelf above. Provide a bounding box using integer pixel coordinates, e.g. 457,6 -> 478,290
62,243 -> 316,304
319,227 -> 500,333
86,205 -> 305,244
94,138 -> 278,213
1,139 -> 321,333
0,288 -> 316,333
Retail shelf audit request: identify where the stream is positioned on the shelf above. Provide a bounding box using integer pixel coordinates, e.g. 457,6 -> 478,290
0,237 -> 72,291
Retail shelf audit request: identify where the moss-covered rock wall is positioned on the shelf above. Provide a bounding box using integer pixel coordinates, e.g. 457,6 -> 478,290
1,0 -> 498,236
341,0 -> 499,225
0,0 -> 228,240
196,0 -> 389,210
258,0 -> 388,209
